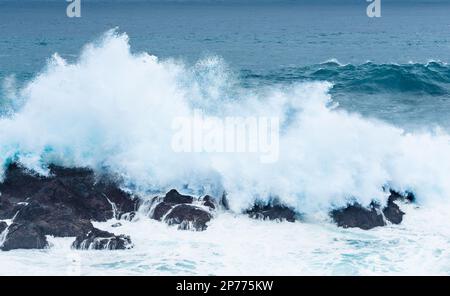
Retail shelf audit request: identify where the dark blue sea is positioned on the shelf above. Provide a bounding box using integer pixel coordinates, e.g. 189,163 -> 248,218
1,1 -> 450,128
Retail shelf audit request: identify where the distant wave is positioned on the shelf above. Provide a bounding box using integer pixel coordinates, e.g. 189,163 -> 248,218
1,30 -> 450,216
242,60 -> 450,96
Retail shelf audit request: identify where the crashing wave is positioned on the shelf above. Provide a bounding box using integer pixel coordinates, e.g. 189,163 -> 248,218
1,29 -> 450,216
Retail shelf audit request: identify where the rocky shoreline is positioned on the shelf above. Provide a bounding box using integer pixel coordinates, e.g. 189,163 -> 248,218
0,163 -> 413,251
0,164 -> 138,250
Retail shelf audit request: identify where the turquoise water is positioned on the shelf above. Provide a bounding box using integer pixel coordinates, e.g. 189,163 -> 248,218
1,1 -> 450,128
1,1 -> 450,275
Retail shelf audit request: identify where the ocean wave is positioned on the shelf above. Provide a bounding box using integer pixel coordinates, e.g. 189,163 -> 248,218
242,59 -> 450,96
1,30 -> 450,215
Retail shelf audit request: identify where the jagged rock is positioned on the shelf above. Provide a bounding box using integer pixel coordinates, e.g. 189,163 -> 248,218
48,165 -> 138,221
389,190 -> 415,203
331,190 -> 409,230
330,202 -> 385,230
0,221 -> 7,233
0,163 -> 138,250
164,204 -> 213,231
0,222 -> 48,251
245,201 -> 298,222
202,195 -> 216,210
152,202 -> 175,221
148,189 -> 214,231
0,164 -> 138,222
0,164 -> 47,200
200,194 -> 227,211
72,228 -> 133,250
382,194 -> 405,225
164,189 -> 193,204
117,211 -> 136,221
13,199 -> 94,237
0,198 -> 28,220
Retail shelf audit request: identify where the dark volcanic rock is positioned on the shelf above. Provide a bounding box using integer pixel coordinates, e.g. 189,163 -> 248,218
47,165 -> 138,221
245,201 -> 298,222
152,202 -> 175,221
0,199 -> 28,221
199,194 -> 226,211
163,189 -> 194,204
382,194 -> 405,225
164,204 -> 213,231
0,164 -> 138,222
118,211 -> 136,221
72,228 -> 133,250
0,222 -> 48,251
0,221 -> 7,233
202,195 -> 216,210
0,163 -> 139,250
331,190 -> 409,230
147,189 -> 215,231
13,200 -> 94,237
389,190 -> 415,203
0,164 -> 47,200
330,202 -> 385,230
0,164 -> 37,219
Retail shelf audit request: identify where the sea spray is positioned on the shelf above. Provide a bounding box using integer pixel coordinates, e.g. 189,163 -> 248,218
1,30 -> 450,215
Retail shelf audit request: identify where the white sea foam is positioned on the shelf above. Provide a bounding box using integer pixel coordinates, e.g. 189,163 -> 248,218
1,30 -> 450,216
0,202 -> 449,275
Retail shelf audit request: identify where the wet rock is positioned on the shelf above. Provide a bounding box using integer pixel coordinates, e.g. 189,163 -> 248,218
202,195 -> 216,210
0,199 -> 27,221
13,200 -> 94,237
0,164 -> 47,202
163,189 -> 193,204
1,164 -> 138,221
111,222 -> 122,228
0,163 -> 139,250
245,201 -> 298,222
0,164 -> 37,219
389,190 -> 415,203
330,202 -> 385,230
164,204 -> 213,231
200,194 -> 228,211
0,221 -> 7,233
47,165 -> 138,221
331,190 -> 408,230
117,211 -> 136,221
382,194 -> 405,225
72,228 -> 133,250
147,189 -> 214,230
152,202 -> 175,221
0,222 -> 48,251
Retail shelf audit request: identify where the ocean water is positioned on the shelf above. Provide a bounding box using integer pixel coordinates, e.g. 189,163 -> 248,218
1,0 -> 450,275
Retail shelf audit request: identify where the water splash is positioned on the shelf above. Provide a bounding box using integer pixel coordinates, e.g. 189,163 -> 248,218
1,30 -> 450,215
